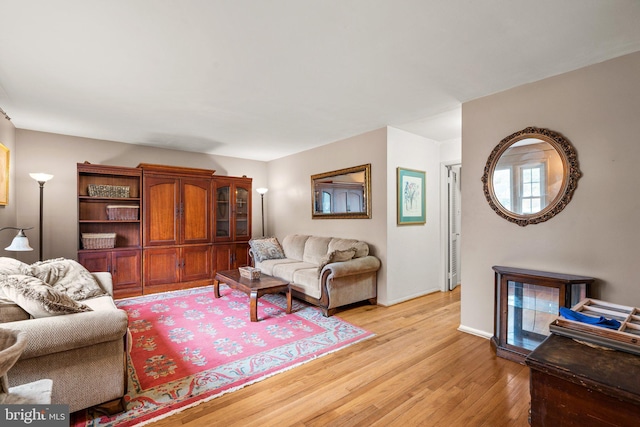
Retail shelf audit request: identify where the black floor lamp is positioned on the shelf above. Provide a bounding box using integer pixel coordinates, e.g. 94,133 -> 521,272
29,173 -> 54,261
256,188 -> 268,237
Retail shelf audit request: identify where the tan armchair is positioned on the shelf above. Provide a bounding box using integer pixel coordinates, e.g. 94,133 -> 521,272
0,273 -> 128,413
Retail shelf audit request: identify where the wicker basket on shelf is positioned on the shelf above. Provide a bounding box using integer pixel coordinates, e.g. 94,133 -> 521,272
81,233 -> 116,249
106,205 -> 139,220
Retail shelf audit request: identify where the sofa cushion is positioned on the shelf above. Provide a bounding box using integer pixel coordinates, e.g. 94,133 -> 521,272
317,247 -> 357,275
26,258 -> 107,301
272,261 -> 317,283
292,268 -> 322,299
0,274 -> 93,318
281,235 -> 310,261
302,236 -> 331,265
328,238 -> 369,258
0,257 -> 29,275
249,237 -> 286,262
255,258 -> 298,276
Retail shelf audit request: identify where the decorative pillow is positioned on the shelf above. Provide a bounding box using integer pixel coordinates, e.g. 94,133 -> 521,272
0,274 -> 92,318
249,237 -> 286,263
26,258 -> 106,301
0,257 -> 30,275
317,247 -> 357,276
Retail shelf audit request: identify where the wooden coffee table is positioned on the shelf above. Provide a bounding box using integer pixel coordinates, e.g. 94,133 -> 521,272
213,269 -> 292,322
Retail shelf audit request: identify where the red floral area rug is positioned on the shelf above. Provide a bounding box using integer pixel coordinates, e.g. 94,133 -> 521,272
71,285 -> 373,427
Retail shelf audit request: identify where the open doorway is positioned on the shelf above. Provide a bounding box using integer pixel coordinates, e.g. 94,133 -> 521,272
446,163 -> 461,290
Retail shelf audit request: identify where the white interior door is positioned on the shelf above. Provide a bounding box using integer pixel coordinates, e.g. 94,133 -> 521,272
448,165 -> 462,290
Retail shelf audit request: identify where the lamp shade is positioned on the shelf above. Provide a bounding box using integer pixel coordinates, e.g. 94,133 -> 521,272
256,187 -> 269,195
29,173 -> 54,183
4,229 -> 33,251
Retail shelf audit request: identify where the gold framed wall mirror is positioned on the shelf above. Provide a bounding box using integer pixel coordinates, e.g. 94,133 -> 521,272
311,163 -> 371,219
481,127 -> 581,226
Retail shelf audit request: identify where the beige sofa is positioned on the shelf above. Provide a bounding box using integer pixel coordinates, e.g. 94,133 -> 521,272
0,272 -> 128,413
250,235 -> 381,316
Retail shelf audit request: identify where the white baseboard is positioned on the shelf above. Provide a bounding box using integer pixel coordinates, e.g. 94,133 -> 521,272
457,324 -> 492,339
377,287 -> 442,306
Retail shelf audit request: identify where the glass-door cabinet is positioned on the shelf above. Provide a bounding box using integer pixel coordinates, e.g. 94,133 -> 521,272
214,183 -> 231,240
212,176 -> 252,242
491,266 -> 594,363
234,184 -> 250,240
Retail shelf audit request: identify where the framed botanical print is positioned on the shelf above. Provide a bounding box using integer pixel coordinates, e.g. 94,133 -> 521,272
0,143 -> 8,205
397,167 -> 426,225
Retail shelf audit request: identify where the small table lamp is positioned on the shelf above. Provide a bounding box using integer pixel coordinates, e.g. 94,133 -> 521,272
1,227 -> 33,252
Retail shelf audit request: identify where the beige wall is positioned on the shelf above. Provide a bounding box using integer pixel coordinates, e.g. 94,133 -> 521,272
267,126 -> 459,306
268,128 -> 389,301
15,130 -> 268,263
11,125 -> 460,308
460,51 -> 640,336
0,116 -> 17,250
386,127 -> 442,304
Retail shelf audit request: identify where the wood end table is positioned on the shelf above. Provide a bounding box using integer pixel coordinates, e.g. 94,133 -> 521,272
214,269 -> 292,322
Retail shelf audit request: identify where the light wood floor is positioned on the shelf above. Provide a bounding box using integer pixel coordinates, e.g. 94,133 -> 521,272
148,287 -> 531,427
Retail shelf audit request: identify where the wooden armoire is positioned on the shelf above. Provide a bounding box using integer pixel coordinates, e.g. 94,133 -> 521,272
77,162 -> 252,297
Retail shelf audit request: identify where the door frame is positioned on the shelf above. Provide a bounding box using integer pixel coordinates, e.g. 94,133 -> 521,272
440,160 -> 462,292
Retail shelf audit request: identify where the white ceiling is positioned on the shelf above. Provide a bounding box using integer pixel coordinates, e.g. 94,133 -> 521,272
1,1 -> 640,161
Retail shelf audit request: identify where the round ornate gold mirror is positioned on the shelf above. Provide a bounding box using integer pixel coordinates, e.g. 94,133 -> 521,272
481,127 -> 581,226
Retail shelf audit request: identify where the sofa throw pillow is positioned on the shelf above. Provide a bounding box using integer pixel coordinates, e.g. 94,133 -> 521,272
249,237 -> 286,263
317,247 -> 357,276
0,257 -> 30,276
26,258 -> 106,301
0,274 -> 93,318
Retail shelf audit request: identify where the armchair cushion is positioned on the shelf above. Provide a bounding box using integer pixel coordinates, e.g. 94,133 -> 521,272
26,258 -> 106,301
0,303 -> 30,323
0,275 -> 92,318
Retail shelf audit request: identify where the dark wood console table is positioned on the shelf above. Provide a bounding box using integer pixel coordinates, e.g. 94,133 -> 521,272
526,334 -> 640,426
